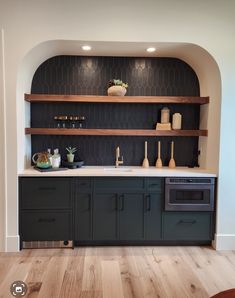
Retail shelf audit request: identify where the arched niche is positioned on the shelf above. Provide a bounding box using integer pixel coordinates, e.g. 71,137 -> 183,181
16,40 -> 221,172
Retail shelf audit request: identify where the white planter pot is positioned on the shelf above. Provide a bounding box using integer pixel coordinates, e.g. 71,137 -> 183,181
67,154 -> 75,162
107,86 -> 127,96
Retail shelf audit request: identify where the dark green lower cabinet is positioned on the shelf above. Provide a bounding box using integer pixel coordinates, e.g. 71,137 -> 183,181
163,212 -> 213,241
75,193 -> 92,241
93,193 -> 118,240
19,177 -> 214,245
145,193 -> 162,240
119,193 -> 145,240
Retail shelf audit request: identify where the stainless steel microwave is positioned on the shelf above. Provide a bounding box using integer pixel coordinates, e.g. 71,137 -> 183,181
165,177 -> 215,211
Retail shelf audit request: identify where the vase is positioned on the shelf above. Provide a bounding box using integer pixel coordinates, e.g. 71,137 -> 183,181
107,86 -> 127,96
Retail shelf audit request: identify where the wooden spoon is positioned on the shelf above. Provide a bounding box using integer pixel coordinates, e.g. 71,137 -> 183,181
168,141 -> 176,168
142,141 -> 149,168
155,141 -> 162,168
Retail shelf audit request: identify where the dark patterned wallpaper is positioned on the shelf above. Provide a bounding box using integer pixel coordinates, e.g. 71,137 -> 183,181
31,55 -> 200,166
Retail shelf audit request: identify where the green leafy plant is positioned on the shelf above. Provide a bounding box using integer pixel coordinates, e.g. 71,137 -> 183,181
66,146 -> 77,154
108,79 -> 128,89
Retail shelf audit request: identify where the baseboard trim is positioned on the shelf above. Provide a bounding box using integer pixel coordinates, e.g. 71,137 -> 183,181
6,235 -> 20,252
213,234 -> 235,250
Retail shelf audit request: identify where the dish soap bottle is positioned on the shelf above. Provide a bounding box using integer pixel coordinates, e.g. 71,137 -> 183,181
52,148 -> 61,168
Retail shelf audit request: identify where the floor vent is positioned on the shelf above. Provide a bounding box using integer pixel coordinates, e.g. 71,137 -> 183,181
22,240 -> 73,249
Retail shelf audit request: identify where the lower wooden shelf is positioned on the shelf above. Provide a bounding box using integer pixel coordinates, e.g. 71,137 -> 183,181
25,128 -> 208,137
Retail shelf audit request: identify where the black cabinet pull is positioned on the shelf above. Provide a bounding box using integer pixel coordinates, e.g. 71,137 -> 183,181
38,187 -> 56,191
38,218 -> 56,223
149,183 -> 159,187
178,220 -> 196,225
145,195 -> 151,211
119,195 -> 124,211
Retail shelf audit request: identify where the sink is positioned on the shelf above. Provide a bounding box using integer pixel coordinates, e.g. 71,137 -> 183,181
103,167 -> 133,172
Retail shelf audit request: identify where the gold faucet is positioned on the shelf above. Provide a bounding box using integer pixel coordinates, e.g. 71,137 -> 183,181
115,146 -> 123,167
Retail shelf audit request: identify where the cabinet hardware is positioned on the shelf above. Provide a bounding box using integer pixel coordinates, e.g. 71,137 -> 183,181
145,195 -> 151,211
178,220 -> 196,225
38,187 -> 56,191
149,183 -> 159,187
38,218 -> 56,223
119,195 -> 124,211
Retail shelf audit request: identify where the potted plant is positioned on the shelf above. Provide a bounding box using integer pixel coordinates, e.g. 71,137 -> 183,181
107,79 -> 128,96
66,146 -> 77,162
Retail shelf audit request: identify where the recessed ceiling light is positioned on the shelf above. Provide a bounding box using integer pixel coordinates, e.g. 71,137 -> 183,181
82,45 -> 91,51
146,47 -> 156,53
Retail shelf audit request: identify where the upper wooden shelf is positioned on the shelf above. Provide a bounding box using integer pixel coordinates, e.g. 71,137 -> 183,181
24,94 -> 209,104
25,128 -> 208,137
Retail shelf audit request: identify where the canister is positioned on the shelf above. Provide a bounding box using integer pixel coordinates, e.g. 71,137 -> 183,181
172,113 -> 182,129
161,107 -> 170,124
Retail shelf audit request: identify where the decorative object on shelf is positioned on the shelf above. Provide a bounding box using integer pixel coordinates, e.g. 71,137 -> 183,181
168,141 -> 176,168
161,107 -> 170,124
156,123 -> 171,130
54,115 -> 86,128
62,160 -> 84,169
66,146 -> 77,162
172,113 -> 182,130
107,79 -> 128,96
155,141 -> 163,168
142,141 -> 149,168
51,148 -> 61,168
32,152 -> 51,169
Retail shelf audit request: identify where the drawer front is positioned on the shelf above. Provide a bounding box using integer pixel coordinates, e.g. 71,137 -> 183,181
20,211 -> 72,241
146,178 -> 163,192
76,178 -> 92,191
163,212 -> 213,241
94,177 -> 145,192
20,178 -> 71,209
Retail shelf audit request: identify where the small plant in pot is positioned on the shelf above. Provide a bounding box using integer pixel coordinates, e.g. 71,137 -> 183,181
66,146 -> 77,163
107,79 -> 128,96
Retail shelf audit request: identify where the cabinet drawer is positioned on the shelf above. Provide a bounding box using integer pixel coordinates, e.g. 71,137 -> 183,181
20,211 -> 72,241
20,178 -> 71,209
146,178 -> 163,192
163,212 -> 213,241
94,177 -> 144,191
77,178 -> 92,190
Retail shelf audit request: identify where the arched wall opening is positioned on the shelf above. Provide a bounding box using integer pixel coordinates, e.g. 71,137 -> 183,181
15,40 -> 221,249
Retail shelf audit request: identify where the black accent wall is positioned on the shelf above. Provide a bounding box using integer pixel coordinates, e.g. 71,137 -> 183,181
31,55 -> 200,166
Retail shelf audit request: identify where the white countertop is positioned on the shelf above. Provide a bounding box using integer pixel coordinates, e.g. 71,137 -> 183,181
18,166 -> 217,177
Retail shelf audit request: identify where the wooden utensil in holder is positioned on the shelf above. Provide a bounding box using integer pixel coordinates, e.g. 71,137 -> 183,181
155,141 -> 163,168
142,141 -> 149,168
168,141 -> 176,168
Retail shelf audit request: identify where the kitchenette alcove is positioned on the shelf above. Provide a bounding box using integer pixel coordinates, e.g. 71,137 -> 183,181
17,40 -> 221,249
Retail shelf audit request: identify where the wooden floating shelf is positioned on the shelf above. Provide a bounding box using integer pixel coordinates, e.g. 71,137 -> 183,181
25,128 -> 208,137
25,94 -> 209,105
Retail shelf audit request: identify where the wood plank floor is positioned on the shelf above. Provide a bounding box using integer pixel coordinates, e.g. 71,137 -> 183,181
0,246 -> 235,298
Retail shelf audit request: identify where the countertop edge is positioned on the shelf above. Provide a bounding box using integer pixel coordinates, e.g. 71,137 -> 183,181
18,166 -> 217,177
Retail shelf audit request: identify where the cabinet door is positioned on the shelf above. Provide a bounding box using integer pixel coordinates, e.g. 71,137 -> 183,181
93,193 -> 118,240
119,193 -> 145,240
75,193 -> 92,241
145,193 -> 162,240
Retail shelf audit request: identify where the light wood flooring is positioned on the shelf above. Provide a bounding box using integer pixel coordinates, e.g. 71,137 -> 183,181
0,246 -> 235,298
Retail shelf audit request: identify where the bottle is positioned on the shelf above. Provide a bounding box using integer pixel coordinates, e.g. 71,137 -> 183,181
161,107 -> 170,124
47,148 -> 53,166
51,148 -> 61,168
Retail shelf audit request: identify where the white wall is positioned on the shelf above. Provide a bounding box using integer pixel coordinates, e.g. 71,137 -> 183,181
0,29 -> 6,251
0,0 -> 235,251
